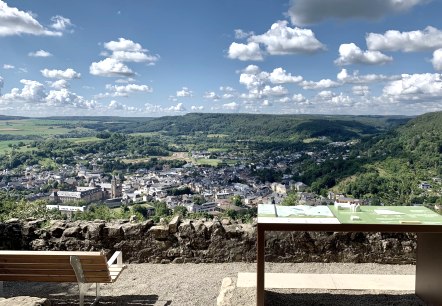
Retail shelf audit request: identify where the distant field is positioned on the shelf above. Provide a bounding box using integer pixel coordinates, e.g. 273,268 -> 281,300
130,132 -> 161,137
64,137 -> 101,144
207,134 -> 228,138
208,148 -> 229,152
303,137 -> 327,143
195,158 -> 222,166
0,140 -> 33,154
0,119 -> 92,136
121,157 -> 150,164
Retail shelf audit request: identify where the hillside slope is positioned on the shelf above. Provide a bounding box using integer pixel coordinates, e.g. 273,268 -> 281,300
131,113 -> 409,141
335,111 -> 442,205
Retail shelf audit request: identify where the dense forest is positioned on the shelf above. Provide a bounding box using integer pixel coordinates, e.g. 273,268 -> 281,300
304,112 -> 442,206
43,113 -> 410,141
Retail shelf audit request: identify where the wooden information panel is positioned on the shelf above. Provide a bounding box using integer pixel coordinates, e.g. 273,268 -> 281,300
256,204 -> 442,306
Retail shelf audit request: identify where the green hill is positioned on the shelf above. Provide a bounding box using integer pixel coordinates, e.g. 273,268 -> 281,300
334,111 -> 442,206
128,113 -> 409,141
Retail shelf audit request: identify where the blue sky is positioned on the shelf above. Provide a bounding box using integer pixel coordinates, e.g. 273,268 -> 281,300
1,0 -> 442,117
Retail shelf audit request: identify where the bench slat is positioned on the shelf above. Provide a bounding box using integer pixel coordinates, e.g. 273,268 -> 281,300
0,257 -> 107,265
0,268 -> 76,276
0,263 -> 109,270
0,251 -> 123,284
0,269 -> 110,275
0,251 -> 103,256
0,274 -> 79,282
0,274 -> 112,283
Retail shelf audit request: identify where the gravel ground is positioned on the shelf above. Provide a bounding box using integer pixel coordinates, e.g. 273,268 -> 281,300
1,263 -> 425,306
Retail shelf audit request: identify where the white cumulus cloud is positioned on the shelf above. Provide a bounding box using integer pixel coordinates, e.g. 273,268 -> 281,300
383,73 -> 442,99
269,67 -> 303,84
234,29 -> 254,39
203,91 -> 220,100
176,87 -> 193,97
50,15 -> 73,32
45,88 -> 97,109
262,100 -> 272,106
89,58 -> 134,77
105,83 -> 152,97
111,50 -> 159,63
331,93 -> 353,106
288,0 -> 427,26
191,105 -> 204,111
432,49 -> 442,71
168,102 -> 186,111
103,38 -> 159,64
228,20 -> 324,61
335,43 -> 392,66
250,20 -> 325,55
104,38 -> 144,52
90,38 -> 159,78
228,42 -> 264,61
41,68 -> 81,79
367,26 -> 442,52
0,78 -> 97,110
3,64 -> 14,69
50,79 -> 69,89
337,68 -> 396,84
301,79 -> 340,90
107,100 -> 139,111
292,93 -> 307,103
1,79 -> 46,103
0,1 -> 62,36
29,50 -> 53,57
262,85 -> 288,96
352,85 -> 370,96
223,102 -> 239,110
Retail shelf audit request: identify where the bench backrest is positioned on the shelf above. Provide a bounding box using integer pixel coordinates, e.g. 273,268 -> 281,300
0,251 -> 112,283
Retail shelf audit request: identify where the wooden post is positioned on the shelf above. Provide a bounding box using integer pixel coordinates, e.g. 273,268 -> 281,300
257,224 -> 265,306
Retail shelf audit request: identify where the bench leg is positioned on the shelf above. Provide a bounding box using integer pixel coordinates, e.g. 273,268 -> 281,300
78,283 -> 89,306
0,281 -> 3,296
78,282 -> 101,306
91,283 -> 101,306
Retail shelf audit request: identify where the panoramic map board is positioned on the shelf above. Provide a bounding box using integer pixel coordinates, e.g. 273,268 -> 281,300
258,205 -> 442,225
329,205 -> 442,225
257,204 -> 340,224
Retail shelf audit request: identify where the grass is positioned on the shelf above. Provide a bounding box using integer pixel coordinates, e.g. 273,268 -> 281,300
207,148 -> 229,152
111,202 -> 154,214
0,119 -> 97,138
0,140 -> 34,154
303,137 -> 328,143
130,132 -> 161,137
64,137 -> 101,144
39,158 -> 58,170
0,119 -> 71,136
195,158 -> 222,166
207,134 -> 229,138
121,157 -> 150,164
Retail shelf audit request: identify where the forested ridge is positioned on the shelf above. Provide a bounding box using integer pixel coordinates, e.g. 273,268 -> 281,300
40,113 -> 408,141
330,112 -> 442,205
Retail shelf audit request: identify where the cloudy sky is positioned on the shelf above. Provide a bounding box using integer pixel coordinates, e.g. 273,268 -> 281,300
1,0 -> 442,117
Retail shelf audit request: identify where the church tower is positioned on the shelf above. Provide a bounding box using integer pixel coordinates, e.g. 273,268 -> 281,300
110,175 -> 122,198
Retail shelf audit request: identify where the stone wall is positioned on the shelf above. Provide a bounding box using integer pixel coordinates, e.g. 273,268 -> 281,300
0,217 -> 417,264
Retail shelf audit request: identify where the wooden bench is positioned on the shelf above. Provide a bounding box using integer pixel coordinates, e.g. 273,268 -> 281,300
0,250 -> 126,306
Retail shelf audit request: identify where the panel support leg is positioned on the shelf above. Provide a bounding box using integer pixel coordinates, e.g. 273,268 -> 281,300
416,233 -> 442,306
257,225 -> 265,306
